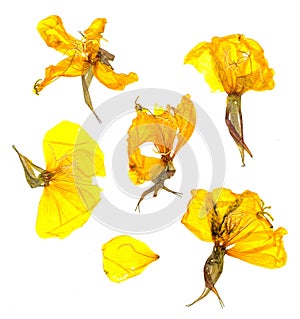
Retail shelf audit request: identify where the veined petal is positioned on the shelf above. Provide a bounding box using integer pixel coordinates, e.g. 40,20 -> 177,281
37,15 -> 80,56
184,42 -> 224,92
34,56 -> 89,94
227,227 -> 287,268
127,108 -> 177,160
34,121 -> 105,238
181,189 -> 213,242
93,61 -> 138,90
36,179 -> 97,239
173,94 -> 196,155
102,235 -> 159,282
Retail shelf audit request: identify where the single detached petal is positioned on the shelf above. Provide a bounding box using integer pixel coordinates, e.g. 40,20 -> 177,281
34,56 -> 89,94
102,235 -> 159,282
93,61 -> 138,90
37,15 -> 80,56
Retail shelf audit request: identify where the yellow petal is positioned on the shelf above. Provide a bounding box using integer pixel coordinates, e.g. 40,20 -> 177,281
35,121 -> 105,239
37,15 -> 80,56
184,42 -> 224,92
181,189 -> 213,242
102,235 -> 159,282
36,180 -> 97,239
34,56 -> 89,94
93,61 -> 138,90
227,227 -> 287,268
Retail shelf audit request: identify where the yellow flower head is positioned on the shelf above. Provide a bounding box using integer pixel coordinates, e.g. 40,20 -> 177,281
184,34 -> 275,165
127,95 -> 196,212
102,235 -> 159,282
181,188 -> 287,307
33,15 -> 138,121
13,121 -> 105,239
184,34 -> 275,95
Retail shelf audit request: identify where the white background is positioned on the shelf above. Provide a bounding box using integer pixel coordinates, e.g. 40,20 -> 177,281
1,0 -> 299,318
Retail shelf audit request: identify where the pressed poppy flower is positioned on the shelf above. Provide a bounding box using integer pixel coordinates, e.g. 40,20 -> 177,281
184,34 -> 275,165
34,15 -> 138,122
181,188 -> 287,307
13,121 -> 105,238
102,235 -> 159,282
127,95 -> 196,212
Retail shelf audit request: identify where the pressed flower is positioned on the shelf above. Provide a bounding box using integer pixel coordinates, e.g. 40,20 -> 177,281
184,34 -> 275,165
34,15 -> 138,122
181,188 -> 287,307
102,235 -> 159,282
127,95 -> 196,212
13,121 -> 105,238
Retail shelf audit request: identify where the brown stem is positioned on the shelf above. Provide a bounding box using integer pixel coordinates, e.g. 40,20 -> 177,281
225,94 -> 252,166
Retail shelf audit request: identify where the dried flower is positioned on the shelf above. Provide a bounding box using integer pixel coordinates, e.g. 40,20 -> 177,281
13,121 -> 105,238
185,34 -> 275,165
181,188 -> 287,307
127,95 -> 196,212
34,15 -> 138,122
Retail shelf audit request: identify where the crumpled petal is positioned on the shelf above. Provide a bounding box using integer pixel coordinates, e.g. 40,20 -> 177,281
35,121 -> 105,239
172,94 -> 197,155
93,61 -> 138,90
34,56 -> 89,94
128,148 -> 165,184
102,235 -> 159,282
37,15 -> 80,56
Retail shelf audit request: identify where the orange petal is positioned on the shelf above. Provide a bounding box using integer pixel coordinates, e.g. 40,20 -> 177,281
93,61 -> 138,90
84,18 -> 106,42
37,15 -> 80,56
34,56 -> 89,93
128,148 -> 165,184
173,94 -> 196,155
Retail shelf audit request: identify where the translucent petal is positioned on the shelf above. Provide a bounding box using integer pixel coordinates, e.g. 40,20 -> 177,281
34,56 -> 89,93
37,15 -> 80,56
34,121 -> 105,238
227,227 -> 287,268
93,61 -> 138,90
173,94 -> 197,155
184,42 -> 224,92
102,235 -> 159,282
84,18 -> 106,42
128,148 -> 165,185
181,189 -> 213,242
36,180 -> 97,239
